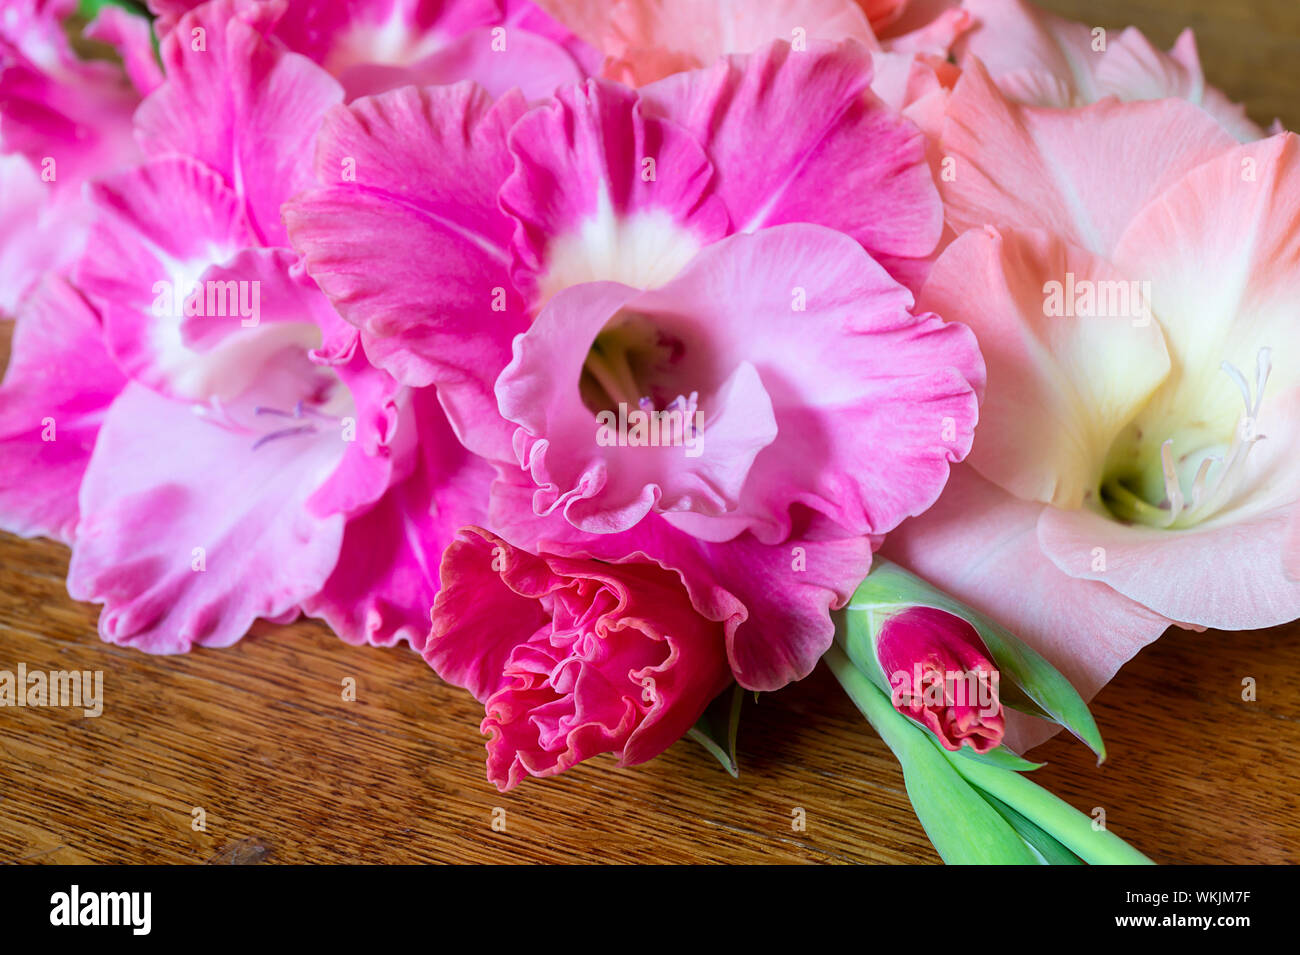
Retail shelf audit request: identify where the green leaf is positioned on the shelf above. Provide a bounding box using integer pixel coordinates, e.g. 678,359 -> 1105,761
686,683 -> 744,778
951,743 -> 1045,773
844,559 -> 1107,762
826,647 -> 1040,865
77,0 -> 149,18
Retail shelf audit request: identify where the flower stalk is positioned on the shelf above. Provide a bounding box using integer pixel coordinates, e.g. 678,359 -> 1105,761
826,559 -> 1153,865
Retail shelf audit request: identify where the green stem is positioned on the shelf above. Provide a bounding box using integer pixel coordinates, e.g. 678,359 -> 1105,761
828,645 -> 1153,866
947,752 -> 1154,865
827,646 -> 1040,864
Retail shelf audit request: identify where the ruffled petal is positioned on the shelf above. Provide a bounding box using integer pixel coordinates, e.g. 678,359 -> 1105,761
426,525 -> 731,789
285,82 -> 529,463
135,0 -> 343,245
0,277 -> 125,543
939,58 -> 1236,257
640,40 -> 942,267
66,376 -> 348,653
500,77 -> 729,304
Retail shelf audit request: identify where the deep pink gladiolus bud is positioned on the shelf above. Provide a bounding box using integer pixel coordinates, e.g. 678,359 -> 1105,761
875,607 -> 1005,753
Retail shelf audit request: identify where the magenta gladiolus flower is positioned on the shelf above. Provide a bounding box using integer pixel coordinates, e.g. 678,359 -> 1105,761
874,606 -> 1005,753
148,0 -> 595,101
0,2 -> 493,652
286,40 -> 944,421
0,0 -> 156,312
495,224 -> 980,543
285,41 -> 984,690
425,527 -> 733,789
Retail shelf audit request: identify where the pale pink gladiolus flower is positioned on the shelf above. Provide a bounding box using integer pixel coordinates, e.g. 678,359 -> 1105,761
886,65 -> 1300,749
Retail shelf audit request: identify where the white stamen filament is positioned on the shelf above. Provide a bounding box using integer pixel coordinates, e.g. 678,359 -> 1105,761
1153,347 -> 1271,528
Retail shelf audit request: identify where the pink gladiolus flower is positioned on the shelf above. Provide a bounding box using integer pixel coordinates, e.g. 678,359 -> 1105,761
62,153 -> 384,651
886,65 -> 1300,747
0,1 -> 156,312
286,48 -> 984,689
956,0 -> 1264,141
495,224 -> 980,543
287,41 -> 947,435
875,606 -> 1005,753
425,527 -> 733,790
0,2 -> 492,652
148,0 -> 595,100
531,0 -> 876,86
529,0 -> 968,120
0,277 -> 126,544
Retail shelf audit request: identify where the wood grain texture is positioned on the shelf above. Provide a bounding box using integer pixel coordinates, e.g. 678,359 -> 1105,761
2,0 -> 1300,865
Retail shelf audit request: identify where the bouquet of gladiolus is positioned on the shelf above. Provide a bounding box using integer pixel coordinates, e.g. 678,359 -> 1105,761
2,0 -> 1296,865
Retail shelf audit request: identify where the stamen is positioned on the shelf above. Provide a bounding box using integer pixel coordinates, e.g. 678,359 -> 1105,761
666,391 -> 698,414
583,345 -> 642,409
1145,348 -> 1270,528
250,401 -> 336,450
1159,439 -> 1184,522
1255,348 -> 1273,414
254,405 -> 299,419
252,424 -> 317,450
1188,455 -> 1217,510
1220,359 -> 1251,410
1103,347 -> 1273,528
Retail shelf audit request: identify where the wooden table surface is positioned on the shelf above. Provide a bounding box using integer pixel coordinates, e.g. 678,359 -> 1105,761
3,0 -> 1300,865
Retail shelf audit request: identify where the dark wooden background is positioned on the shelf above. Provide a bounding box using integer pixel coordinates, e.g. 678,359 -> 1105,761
2,0 -> 1298,864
